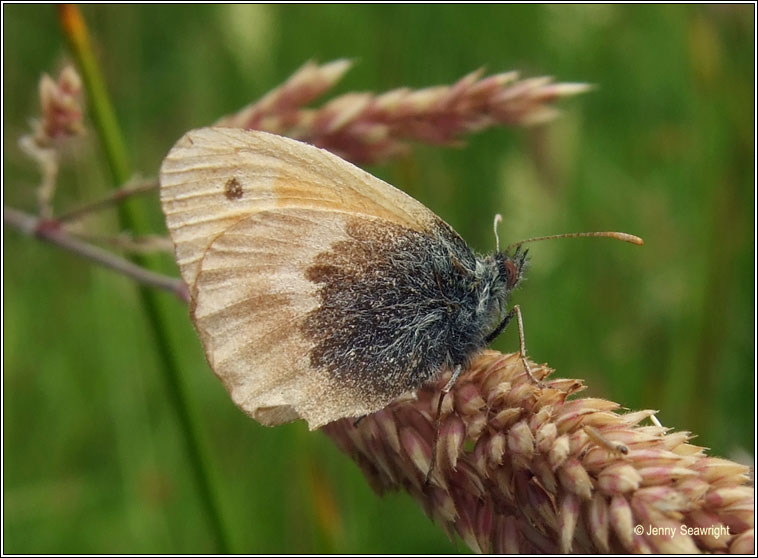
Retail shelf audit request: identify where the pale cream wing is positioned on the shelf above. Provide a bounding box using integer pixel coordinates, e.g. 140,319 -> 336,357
159,128 -> 444,428
160,127 -> 438,293
191,207 -> 383,428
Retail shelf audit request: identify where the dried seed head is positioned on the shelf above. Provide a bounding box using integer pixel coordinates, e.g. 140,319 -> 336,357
598,463 -> 643,494
549,434 -> 571,470
33,65 -> 85,146
216,60 -> 592,164
322,351 -> 754,553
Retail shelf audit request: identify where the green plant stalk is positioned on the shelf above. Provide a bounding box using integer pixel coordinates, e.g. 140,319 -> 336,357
58,5 -> 230,553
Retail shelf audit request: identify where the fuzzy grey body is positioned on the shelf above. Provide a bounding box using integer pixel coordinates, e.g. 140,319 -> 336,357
302,216 -> 525,401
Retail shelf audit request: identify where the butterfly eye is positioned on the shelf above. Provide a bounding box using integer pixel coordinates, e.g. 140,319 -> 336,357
495,251 -> 525,290
504,259 -> 521,289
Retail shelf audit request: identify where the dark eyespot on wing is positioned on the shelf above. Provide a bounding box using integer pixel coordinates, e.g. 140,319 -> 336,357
224,177 -> 243,200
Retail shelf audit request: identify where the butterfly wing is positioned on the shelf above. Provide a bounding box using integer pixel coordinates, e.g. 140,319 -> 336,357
160,127 -> 456,428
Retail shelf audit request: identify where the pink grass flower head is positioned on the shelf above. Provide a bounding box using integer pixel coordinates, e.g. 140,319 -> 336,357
34,65 -> 85,146
323,351 -> 754,554
216,60 -> 591,164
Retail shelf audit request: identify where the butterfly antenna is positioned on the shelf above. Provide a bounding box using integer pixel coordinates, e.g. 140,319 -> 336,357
493,214 -> 503,252
505,231 -> 643,253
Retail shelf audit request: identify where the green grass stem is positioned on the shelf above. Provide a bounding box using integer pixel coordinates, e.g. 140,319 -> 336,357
57,5 -> 231,552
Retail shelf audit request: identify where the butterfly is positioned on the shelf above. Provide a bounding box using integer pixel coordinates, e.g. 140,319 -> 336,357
160,127 -> 531,429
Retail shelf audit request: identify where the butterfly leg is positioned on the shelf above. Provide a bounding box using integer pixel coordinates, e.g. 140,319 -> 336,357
484,307 -> 515,344
425,364 -> 463,487
486,305 -> 541,384
511,304 -> 541,384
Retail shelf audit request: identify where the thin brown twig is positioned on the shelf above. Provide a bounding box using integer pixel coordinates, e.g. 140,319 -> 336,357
69,231 -> 174,254
3,205 -> 188,302
18,136 -> 60,219
56,177 -> 159,222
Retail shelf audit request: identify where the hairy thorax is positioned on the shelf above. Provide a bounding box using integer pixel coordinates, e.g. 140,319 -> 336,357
301,216 -> 510,400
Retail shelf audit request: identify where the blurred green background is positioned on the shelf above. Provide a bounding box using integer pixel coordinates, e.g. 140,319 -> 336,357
3,4 -> 754,554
